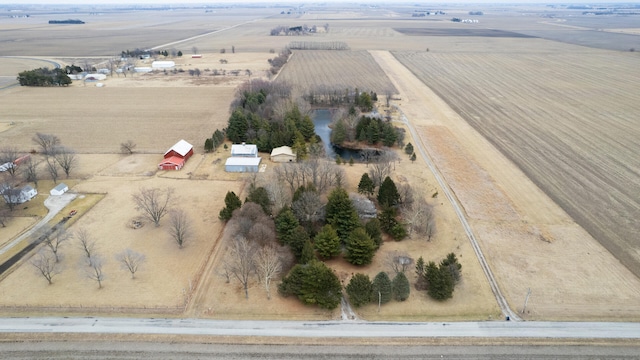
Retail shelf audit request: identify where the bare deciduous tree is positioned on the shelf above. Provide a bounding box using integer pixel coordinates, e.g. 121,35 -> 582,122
225,236 -> 257,299
263,173 -> 290,214
0,147 -> 19,179
254,245 -> 281,300
31,249 -> 61,285
0,206 -> 9,227
403,197 -> 435,239
86,255 -> 105,288
76,228 -> 97,264
116,248 -> 146,279
291,190 -> 324,224
45,157 -> 59,183
368,151 -> 393,187
168,208 -> 192,248
43,226 -> 71,263
387,251 -> 414,274
120,140 -> 137,154
54,146 -> 77,178
132,187 -> 174,226
22,156 -> 39,187
32,133 -> 60,156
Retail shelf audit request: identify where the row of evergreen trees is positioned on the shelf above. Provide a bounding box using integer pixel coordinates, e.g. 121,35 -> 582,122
17,68 -> 72,87
331,114 -> 398,147
346,271 -> 410,308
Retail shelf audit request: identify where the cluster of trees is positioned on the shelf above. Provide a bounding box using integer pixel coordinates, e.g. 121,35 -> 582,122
269,24 -> 329,36
204,129 -> 226,153
30,224 -> 146,288
416,253 -> 462,300
331,112 -> 403,149
346,270 -> 410,308
226,81 -> 316,154
404,143 -> 417,163
305,87 -> 378,110
17,68 -> 71,87
267,49 -> 291,75
287,41 -> 349,50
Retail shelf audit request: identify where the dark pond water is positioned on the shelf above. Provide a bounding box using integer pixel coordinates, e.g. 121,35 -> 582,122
312,109 -> 361,161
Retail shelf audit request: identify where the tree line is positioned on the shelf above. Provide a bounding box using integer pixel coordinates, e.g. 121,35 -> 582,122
17,68 -> 71,87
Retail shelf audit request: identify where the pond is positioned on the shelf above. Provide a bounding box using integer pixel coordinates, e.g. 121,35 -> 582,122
312,109 -> 361,161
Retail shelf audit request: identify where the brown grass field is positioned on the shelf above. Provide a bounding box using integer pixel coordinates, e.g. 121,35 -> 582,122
1,3 -> 640,322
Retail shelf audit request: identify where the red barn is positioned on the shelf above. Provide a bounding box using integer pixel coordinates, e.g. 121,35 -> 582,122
159,140 -> 193,170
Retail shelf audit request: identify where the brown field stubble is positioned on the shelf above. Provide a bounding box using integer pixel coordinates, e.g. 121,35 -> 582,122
393,50 -> 640,279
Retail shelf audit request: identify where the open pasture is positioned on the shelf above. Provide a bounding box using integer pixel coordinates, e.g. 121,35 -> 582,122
393,49 -> 640,278
274,50 -> 397,96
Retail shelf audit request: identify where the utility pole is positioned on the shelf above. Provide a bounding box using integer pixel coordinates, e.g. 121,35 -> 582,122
522,288 -> 531,314
378,291 -> 381,313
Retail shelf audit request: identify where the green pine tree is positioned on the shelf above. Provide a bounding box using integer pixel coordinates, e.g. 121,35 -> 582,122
326,187 -> 360,242
279,260 -> 342,310
346,273 -> 373,308
275,207 -> 300,245
314,225 -> 341,259
377,176 -> 400,207
392,272 -> 410,301
357,173 -> 375,197
345,227 -> 377,265
218,191 -> 242,221
371,271 -> 393,305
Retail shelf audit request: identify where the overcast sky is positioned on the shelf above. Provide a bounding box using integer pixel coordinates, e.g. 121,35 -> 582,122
0,0 -> 631,5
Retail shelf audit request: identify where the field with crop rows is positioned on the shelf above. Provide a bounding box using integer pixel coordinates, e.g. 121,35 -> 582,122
275,50 -> 396,96
393,50 -> 640,277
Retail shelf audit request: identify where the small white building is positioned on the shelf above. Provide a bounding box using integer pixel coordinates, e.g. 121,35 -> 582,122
225,157 -> 262,173
230,143 -> 258,157
270,146 -> 296,163
50,183 -> 68,196
152,61 -> 175,69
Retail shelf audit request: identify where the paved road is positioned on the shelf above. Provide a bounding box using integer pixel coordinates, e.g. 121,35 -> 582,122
1,317 -> 639,339
1,342 -> 639,359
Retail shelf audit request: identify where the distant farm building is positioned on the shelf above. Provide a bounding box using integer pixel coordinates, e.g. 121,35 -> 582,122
159,139 -> 193,171
50,183 -> 68,196
226,143 -> 261,172
134,67 -> 152,73
152,61 -> 175,69
2,185 -> 37,204
191,54 -> 202,58
270,146 -> 296,162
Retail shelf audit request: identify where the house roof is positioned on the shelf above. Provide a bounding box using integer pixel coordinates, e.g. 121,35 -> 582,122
231,144 -> 258,156
53,183 -> 68,191
164,139 -> 193,157
159,156 -> 185,166
22,185 -> 35,193
270,146 -> 295,157
225,157 -> 262,166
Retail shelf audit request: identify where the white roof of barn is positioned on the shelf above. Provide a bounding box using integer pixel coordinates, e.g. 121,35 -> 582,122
231,143 -> 258,156
225,157 -> 262,166
164,140 -> 193,157
270,146 -> 295,157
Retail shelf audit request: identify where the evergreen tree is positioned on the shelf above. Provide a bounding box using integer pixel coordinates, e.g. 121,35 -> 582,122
227,109 -> 248,143
245,186 -> 272,215
218,191 -> 242,221
346,273 -> 373,308
392,271 -> 410,301
279,260 -> 342,309
345,227 -> 377,265
177,50 -> 183,56
377,176 -> 400,207
359,92 -> 373,112
390,222 -> 408,241
441,252 -> 462,283
330,120 -> 347,146
404,143 -> 414,155
364,218 -> 383,249
289,226 -> 310,261
314,224 -> 341,259
204,138 -> 213,152
415,256 -> 428,290
410,152 -> 417,163
426,261 -> 454,301
335,154 -> 343,165
300,240 -> 316,264
325,187 -> 360,242
378,205 -> 398,233
357,173 -> 375,197
275,207 -> 299,245
349,156 -> 354,166
299,114 -> 316,141
371,271 -> 392,305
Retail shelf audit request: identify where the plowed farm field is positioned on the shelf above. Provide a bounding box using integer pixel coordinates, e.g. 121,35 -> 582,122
275,50 -> 397,95
393,50 -> 640,278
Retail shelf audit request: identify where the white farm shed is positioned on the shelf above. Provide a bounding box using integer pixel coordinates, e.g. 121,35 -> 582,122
270,146 -> 296,163
50,183 -> 68,196
231,143 -> 258,157
152,61 -> 175,69
225,157 -> 261,173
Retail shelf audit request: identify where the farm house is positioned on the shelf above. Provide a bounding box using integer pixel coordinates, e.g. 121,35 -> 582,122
159,139 -> 193,171
225,157 -> 261,173
270,146 -> 296,162
50,183 -> 68,196
152,61 -> 175,69
1,185 -> 37,204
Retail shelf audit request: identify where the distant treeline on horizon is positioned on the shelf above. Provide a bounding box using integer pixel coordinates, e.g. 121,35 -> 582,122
48,19 -> 84,24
